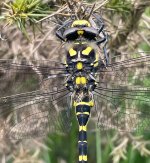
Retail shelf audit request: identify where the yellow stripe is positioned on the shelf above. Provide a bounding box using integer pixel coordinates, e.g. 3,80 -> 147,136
64,60 -> 68,67
79,155 -> 82,161
79,125 -> 87,131
76,62 -> 83,70
74,101 -> 94,107
75,77 -> 81,85
78,140 -> 87,143
77,30 -> 84,35
75,76 -> 87,85
83,155 -> 87,161
76,112 -> 90,115
94,61 -> 99,67
82,47 -> 92,55
80,77 -> 87,84
91,53 -> 99,67
79,155 -> 87,161
95,53 -> 99,61
94,53 -> 99,65
69,48 -> 77,56
75,42 -> 87,45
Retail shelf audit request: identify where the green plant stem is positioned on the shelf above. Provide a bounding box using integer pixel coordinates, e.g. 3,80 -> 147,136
68,113 -> 77,163
96,129 -> 102,163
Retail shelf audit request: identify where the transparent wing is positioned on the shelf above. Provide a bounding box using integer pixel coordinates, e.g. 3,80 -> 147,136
0,59 -> 71,139
0,59 -> 66,96
98,52 -> 150,85
92,52 -> 150,134
0,88 -> 71,139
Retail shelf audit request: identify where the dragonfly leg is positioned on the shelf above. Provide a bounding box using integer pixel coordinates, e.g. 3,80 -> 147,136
56,20 -> 72,41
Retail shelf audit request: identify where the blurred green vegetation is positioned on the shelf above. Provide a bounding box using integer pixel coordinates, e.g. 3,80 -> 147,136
0,0 -> 54,40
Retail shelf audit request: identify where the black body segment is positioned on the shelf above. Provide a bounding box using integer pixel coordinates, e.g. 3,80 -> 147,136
75,104 -> 91,163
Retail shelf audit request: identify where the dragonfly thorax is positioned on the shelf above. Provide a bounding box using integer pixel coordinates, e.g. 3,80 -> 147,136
65,43 -> 98,93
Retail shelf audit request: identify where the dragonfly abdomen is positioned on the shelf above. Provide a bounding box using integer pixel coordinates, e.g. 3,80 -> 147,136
74,101 -> 94,163
63,21 -> 104,163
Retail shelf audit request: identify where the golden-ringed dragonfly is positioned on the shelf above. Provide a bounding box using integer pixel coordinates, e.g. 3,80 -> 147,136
0,17 -> 150,163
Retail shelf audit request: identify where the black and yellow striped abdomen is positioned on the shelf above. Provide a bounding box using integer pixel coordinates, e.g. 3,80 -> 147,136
74,101 -> 94,163
65,38 -> 98,163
